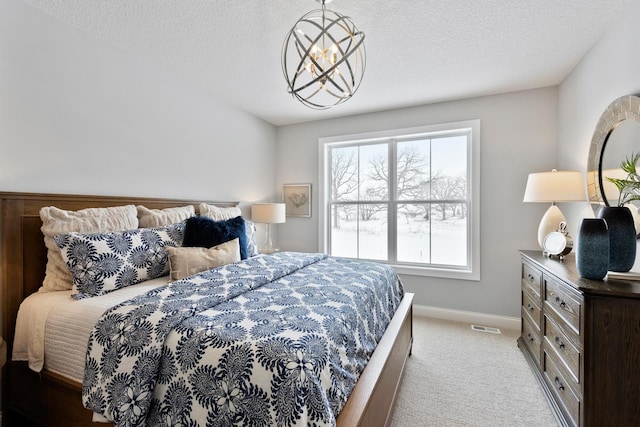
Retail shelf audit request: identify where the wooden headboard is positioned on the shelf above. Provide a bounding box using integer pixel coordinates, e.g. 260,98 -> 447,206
0,192 -> 237,357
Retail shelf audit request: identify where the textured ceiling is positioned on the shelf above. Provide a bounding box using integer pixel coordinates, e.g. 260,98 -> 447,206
21,0 -> 633,126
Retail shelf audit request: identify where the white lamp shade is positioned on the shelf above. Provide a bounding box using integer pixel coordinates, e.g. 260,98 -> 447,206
251,203 -> 286,224
523,170 -> 585,203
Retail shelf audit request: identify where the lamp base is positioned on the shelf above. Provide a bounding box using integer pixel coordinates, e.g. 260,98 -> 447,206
537,204 -> 566,249
260,246 -> 280,255
260,223 -> 279,254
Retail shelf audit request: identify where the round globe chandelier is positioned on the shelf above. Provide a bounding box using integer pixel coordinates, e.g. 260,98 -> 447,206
282,0 -> 366,109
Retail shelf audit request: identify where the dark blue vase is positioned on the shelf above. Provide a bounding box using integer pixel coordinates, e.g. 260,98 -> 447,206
597,206 -> 636,272
576,218 -> 609,279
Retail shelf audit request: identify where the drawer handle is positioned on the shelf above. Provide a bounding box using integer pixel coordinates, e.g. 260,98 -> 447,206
527,333 -> 534,343
554,376 -> 565,391
528,273 -> 535,281
555,296 -> 567,308
555,336 -> 565,349
527,303 -> 534,312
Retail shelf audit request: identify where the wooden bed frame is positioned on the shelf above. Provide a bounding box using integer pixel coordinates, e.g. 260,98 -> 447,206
1,191 -> 413,427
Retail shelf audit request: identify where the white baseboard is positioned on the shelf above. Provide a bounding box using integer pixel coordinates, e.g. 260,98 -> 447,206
414,304 -> 520,331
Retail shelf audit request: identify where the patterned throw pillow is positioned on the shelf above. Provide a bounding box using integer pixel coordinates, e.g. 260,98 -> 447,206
39,205 -> 139,292
55,222 -> 185,299
244,220 -> 258,257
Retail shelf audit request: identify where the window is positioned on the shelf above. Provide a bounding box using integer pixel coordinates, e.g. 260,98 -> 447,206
319,120 -> 480,280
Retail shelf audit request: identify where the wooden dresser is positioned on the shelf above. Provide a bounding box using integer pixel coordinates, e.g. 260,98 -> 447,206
519,250 -> 640,427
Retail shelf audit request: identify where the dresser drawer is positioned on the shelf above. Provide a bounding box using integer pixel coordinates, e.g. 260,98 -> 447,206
521,315 -> 541,365
544,275 -> 581,335
522,286 -> 542,329
543,350 -> 580,427
544,314 -> 580,386
522,261 -> 542,297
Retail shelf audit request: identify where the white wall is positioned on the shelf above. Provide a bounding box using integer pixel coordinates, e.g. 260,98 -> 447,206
0,0 -> 277,207
558,1 -> 640,241
0,4 -> 277,415
276,87 -> 558,317
0,4 -> 279,423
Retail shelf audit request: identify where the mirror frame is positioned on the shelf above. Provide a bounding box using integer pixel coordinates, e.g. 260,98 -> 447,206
587,94 -> 640,214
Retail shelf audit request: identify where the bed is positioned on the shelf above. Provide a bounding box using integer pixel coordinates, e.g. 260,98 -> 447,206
1,191 -> 413,427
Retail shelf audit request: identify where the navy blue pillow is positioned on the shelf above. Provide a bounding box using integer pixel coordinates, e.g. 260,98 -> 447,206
183,215 -> 249,259
182,216 -> 248,259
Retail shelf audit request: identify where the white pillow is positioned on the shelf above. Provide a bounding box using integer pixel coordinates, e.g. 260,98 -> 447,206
166,238 -> 241,281
198,203 -> 241,221
39,205 -> 138,292
137,205 -> 195,228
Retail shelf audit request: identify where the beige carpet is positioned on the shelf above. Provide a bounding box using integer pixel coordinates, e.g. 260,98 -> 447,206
389,316 -> 558,427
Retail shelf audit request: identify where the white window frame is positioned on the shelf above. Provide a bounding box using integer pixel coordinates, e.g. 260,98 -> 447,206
318,120 -> 480,280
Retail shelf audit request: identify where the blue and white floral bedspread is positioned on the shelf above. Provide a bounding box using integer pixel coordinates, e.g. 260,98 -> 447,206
82,252 -> 404,427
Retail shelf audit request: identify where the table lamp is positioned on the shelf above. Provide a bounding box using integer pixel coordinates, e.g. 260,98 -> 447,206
251,203 -> 286,254
523,170 -> 585,248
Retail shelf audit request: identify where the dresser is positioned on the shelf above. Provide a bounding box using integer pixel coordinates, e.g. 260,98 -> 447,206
519,250 -> 640,427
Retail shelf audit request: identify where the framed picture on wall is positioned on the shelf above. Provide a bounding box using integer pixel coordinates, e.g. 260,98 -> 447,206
283,184 -> 311,217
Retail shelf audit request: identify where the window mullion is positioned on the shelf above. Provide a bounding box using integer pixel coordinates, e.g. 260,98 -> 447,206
429,138 -> 433,265
388,140 -> 397,263
327,148 -> 333,253
357,146 -> 361,259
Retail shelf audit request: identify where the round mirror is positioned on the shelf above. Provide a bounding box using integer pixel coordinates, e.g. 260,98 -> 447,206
587,95 -> 640,214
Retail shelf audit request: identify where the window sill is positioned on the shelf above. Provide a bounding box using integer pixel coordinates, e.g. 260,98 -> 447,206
390,264 -> 480,281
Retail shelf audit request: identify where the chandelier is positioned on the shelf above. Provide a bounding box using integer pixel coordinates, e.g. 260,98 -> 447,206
282,0 -> 366,109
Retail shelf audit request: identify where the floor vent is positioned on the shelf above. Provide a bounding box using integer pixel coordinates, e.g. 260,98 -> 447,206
470,324 -> 502,334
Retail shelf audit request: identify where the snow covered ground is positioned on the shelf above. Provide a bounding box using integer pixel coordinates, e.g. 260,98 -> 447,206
331,215 -> 467,266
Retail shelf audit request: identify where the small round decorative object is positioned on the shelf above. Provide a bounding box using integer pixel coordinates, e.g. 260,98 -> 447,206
543,222 -> 573,257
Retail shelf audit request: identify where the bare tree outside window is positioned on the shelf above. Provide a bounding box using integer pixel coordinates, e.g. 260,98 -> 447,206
331,148 -> 358,229
327,129 -> 472,269
430,173 -> 468,220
